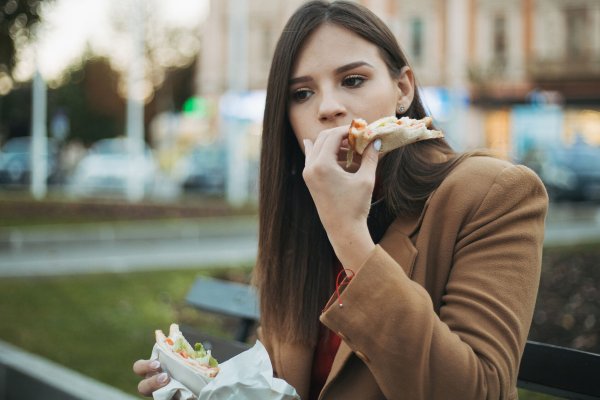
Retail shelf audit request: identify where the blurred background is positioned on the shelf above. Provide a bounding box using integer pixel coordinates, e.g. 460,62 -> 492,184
1,0 -> 600,204
0,0 -> 599,399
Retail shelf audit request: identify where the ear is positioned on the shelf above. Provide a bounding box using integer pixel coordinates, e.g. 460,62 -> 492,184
395,66 -> 415,110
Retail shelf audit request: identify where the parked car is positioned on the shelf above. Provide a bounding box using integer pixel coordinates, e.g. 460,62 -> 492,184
68,138 -> 157,198
0,137 -> 59,185
175,145 -> 226,195
529,146 -> 600,201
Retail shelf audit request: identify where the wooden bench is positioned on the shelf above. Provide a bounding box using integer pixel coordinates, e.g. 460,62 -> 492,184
184,277 -> 600,399
180,276 -> 257,362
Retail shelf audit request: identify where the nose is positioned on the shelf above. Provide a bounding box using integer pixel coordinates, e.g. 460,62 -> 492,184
318,90 -> 346,123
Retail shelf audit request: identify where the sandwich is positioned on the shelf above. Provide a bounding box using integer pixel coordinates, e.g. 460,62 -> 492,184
155,323 -> 219,380
346,115 -> 444,167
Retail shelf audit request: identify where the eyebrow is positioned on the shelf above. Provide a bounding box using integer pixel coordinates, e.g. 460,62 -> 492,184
288,61 -> 374,85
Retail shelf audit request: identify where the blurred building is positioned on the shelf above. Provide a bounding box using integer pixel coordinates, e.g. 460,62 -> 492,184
469,0 -> 600,105
194,0 -> 600,204
199,0 -> 305,94
198,0 -> 600,105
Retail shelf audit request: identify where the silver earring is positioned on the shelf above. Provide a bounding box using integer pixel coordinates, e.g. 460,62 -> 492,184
398,105 -> 405,114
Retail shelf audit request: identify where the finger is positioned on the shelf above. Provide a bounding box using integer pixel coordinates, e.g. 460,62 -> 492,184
303,139 -> 314,161
308,132 -> 349,174
357,139 -> 381,179
317,125 -> 350,158
144,371 -> 160,379
311,125 -> 348,157
137,372 -> 170,397
133,359 -> 162,376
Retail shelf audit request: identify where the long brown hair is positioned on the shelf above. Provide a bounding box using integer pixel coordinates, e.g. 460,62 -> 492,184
255,0 -> 472,345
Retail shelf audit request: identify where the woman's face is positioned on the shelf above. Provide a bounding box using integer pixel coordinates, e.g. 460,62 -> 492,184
288,23 -> 412,152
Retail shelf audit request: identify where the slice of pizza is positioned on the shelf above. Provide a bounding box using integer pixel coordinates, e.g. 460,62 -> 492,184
346,116 -> 444,167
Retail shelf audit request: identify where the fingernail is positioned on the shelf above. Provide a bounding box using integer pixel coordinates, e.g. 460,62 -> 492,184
157,372 -> 169,384
149,360 -> 160,370
373,139 -> 382,152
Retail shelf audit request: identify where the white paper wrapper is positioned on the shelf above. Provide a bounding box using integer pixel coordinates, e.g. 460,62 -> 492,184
153,342 -> 212,396
152,379 -> 197,400
151,340 -> 300,400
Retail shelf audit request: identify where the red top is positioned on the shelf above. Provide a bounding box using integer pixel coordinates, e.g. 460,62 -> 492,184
309,259 -> 344,400
309,326 -> 342,399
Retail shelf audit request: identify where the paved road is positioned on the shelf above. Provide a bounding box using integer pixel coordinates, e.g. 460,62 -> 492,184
0,216 -> 258,277
1,203 -> 599,277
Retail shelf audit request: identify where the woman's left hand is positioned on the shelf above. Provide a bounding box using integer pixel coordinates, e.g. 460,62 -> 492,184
132,359 -> 170,396
303,125 -> 380,270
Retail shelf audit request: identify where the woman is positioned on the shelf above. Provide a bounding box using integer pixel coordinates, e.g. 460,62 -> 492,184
134,1 -> 548,399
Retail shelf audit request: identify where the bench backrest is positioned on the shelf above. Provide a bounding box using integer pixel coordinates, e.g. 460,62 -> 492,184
186,276 -> 259,321
186,277 -> 600,398
185,276 -> 259,342
518,341 -> 600,399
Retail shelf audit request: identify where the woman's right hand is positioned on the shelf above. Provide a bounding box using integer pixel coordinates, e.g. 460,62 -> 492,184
132,359 -> 170,396
302,126 -> 379,271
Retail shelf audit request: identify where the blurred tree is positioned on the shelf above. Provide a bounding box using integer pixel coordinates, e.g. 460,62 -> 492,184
0,83 -> 31,140
149,59 -> 197,115
48,57 -> 125,145
0,56 -> 124,145
0,0 -> 53,135
106,1 -> 202,104
0,0 -> 53,79
0,56 -> 199,145
0,0 -> 203,144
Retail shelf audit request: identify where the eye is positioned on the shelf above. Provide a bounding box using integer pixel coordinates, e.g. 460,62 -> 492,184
291,88 -> 313,103
342,74 -> 366,88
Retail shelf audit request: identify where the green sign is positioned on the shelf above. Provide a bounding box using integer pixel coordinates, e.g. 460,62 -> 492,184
183,96 -> 208,117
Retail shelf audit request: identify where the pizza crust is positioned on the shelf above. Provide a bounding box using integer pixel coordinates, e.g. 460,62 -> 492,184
346,116 -> 444,167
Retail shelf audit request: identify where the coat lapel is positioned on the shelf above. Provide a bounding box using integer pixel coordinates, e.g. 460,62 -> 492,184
379,220 -> 419,278
319,341 -> 353,399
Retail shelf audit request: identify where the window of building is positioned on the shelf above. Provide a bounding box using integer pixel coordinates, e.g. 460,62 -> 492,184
410,18 -> 423,63
262,22 -> 273,70
565,8 -> 588,60
493,13 -> 507,63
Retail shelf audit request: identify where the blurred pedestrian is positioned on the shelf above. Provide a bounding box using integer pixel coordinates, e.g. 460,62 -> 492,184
134,1 -> 548,399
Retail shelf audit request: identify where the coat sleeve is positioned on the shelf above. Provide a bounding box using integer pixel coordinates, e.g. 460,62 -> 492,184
319,165 -> 548,400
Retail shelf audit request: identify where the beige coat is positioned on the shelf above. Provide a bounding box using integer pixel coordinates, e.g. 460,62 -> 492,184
261,156 -> 548,400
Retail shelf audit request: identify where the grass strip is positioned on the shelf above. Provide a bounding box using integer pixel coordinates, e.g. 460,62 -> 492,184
0,266 -> 252,396
0,195 -> 256,227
